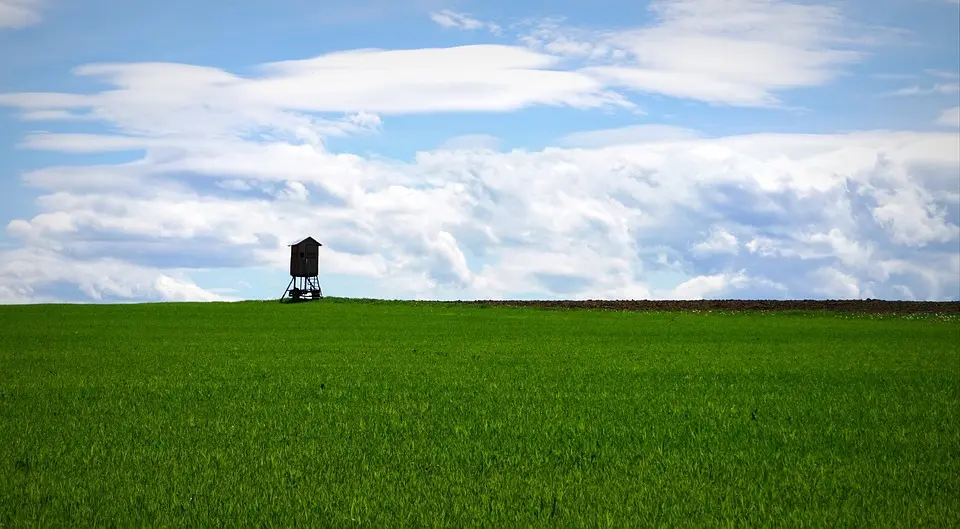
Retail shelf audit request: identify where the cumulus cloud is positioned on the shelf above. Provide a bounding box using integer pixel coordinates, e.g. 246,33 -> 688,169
692,227 -> 739,256
2,122 -> 958,302
663,270 -> 750,300
0,0 -> 44,28
0,247 -> 232,303
810,267 -> 864,299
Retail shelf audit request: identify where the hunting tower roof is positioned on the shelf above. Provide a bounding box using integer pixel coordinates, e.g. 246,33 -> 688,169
289,236 -> 322,247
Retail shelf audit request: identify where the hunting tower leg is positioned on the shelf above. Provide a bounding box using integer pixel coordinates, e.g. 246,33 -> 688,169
280,277 -> 294,301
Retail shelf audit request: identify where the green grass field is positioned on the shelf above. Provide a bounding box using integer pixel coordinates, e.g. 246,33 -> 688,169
1,299 -> 958,527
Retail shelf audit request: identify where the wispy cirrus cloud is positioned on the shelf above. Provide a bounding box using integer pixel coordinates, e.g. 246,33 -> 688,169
884,84 -> 960,97
0,46 -> 630,143
518,0 -> 875,107
426,0 -> 888,108
883,70 -> 960,97
430,9 -> 501,34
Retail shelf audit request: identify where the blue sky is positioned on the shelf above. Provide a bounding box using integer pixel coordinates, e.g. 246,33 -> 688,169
0,0 -> 958,303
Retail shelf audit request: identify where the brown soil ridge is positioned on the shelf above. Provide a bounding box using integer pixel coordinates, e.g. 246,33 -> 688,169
451,299 -> 960,313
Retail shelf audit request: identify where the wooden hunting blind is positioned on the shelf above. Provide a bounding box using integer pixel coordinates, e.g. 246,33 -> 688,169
281,236 -> 324,301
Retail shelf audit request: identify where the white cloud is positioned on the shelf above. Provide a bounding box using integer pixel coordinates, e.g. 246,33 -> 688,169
0,1 -> 898,138
810,267 -> 863,299
883,70 -> 960,97
936,106 -> 960,128
804,229 -> 874,270
0,0 -> 44,28
660,270 -> 753,300
0,247 -> 230,303
431,1 -> 884,108
430,9 -> 501,34
19,109 -> 98,121
524,0 -> 869,107
3,124 -> 958,303
518,17 -> 627,61
154,275 -> 231,302
692,227 -> 739,256
0,46 -> 631,141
